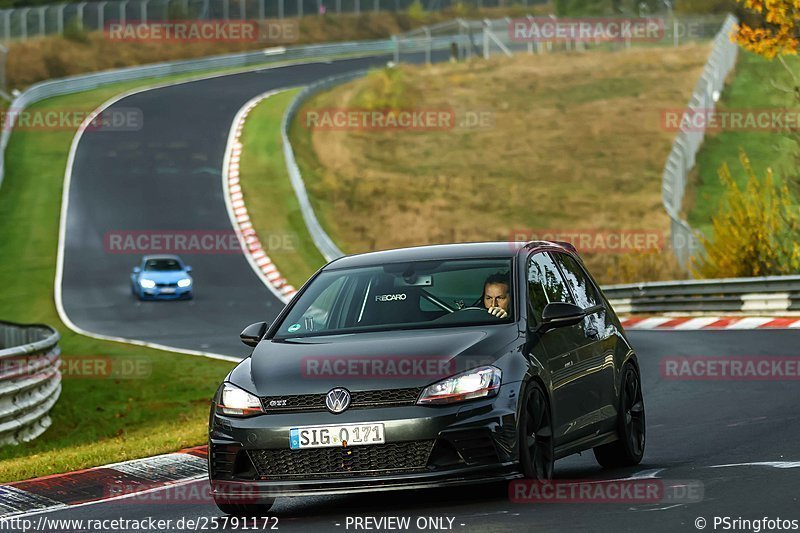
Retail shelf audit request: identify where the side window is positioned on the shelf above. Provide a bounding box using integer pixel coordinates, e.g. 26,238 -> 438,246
553,253 -> 601,310
301,276 -> 347,332
527,252 -> 573,322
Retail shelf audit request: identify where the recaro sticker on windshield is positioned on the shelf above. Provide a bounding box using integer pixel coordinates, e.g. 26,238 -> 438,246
375,293 -> 407,302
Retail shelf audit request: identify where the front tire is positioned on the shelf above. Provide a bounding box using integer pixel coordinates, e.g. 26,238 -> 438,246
518,381 -> 554,480
594,363 -> 646,468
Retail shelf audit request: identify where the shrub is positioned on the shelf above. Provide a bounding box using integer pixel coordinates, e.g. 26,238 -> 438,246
692,149 -> 800,278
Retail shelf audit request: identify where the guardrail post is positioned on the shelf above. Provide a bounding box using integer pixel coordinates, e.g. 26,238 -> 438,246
374,0 -> 379,12
239,0 -> 245,19
38,6 -> 46,35
392,34 -> 399,64
223,0 -> 229,19
259,0 -> 265,19
355,0 -> 360,15
98,2 -> 106,32
2,11 -> 9,41
118,1 -> 126,27
278,0 -> 284,19
20,7 -> 29,40
140,0 -> 148,24
336,0 -> 342,15
424,26 -> 431,64
77,1 -> 87,28
298,0 -> 303,18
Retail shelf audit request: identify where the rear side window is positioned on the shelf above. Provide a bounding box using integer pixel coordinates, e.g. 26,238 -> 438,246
527,252 -> 573,322
553,253 -> 601,310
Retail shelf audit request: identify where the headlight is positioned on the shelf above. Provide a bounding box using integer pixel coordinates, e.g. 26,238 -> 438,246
217,382 -> 263,417
417,366 -> 502,405
139,278 -> 156,289
177,278 -> 192,288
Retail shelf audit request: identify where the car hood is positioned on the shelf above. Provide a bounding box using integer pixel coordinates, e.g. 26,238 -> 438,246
234,326 -> 521,396
137,270 -> 189,283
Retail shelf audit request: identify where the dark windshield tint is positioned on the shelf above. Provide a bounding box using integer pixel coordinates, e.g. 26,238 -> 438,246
274,259 -> 514,339
144,258 -> 182,271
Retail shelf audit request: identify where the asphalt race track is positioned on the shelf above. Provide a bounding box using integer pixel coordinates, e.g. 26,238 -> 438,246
54,53 -> 800,531
30,329 -> 800,531
59,53 -> 448,358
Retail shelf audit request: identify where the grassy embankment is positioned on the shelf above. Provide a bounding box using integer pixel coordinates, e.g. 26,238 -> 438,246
284,43 -> 713,283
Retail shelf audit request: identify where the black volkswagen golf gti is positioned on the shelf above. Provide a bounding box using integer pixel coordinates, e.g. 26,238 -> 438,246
209,241 -> 646,514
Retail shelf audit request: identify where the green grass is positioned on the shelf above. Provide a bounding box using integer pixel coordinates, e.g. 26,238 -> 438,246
237,89 -> 326,289
689,51 -> 800,236
0,73 -> 256,483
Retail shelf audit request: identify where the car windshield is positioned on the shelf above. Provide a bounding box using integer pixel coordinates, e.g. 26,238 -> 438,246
144,258 -> 182,271
274,259 -> 513,339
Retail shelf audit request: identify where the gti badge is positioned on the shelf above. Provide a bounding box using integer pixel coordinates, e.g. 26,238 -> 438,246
325,388 -> 351,414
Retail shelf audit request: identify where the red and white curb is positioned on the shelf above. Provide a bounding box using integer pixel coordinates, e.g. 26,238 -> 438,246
620,316 -> 800,330
0,446 -> 207,519
223,90 -> 297,304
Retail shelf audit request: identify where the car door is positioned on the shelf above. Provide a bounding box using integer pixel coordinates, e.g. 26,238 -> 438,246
526,251 -> 587,447
551,252 -> 618,436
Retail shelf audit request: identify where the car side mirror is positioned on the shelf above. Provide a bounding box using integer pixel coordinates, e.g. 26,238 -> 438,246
185,266 -> 192,273
132,266 -> 141,274
240,321 -> 269,347
537,302 -> 586,333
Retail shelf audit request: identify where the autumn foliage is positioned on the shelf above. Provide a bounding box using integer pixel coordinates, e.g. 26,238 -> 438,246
692,150 -> 800,278
734,0 -> 800,58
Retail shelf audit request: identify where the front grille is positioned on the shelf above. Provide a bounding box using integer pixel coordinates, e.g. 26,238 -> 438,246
248,440 -> 434,480
261,387 -> 422,413
156,282 -> 177,287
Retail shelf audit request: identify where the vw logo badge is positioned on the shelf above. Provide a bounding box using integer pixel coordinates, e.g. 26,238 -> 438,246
325,388 -> 351,414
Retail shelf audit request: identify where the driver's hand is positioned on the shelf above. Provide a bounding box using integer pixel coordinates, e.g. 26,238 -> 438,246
487,306 -> 508,318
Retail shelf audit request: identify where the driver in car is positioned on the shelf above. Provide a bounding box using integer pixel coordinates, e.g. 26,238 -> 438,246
482,273 -> 510,319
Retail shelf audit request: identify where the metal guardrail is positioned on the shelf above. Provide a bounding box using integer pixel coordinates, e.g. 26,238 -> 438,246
662,14 -> 739,268
0,320 -> 61,447
603,275 -> 800,315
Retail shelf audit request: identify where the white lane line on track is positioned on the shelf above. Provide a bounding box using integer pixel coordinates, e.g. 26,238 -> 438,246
52,58 -> 349,361
709,461 -> 800,469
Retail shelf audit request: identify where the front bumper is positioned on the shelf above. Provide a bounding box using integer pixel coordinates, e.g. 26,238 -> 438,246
208,382 -> 523,499
139,286 -> 192,299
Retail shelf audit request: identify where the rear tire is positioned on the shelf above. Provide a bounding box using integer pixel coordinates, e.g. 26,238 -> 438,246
214,499 -> 275,516
518,381 -> 554,480
594,363 -> 646,468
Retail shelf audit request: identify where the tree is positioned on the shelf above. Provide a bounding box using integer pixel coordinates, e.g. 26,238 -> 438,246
734,0 -> 800,59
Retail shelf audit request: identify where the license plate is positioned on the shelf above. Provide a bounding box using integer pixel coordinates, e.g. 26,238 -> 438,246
160,287 -> 175,294
289,423 -> 385,450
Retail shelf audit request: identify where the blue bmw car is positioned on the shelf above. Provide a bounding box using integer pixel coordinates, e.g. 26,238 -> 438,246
130,255 -> 193,300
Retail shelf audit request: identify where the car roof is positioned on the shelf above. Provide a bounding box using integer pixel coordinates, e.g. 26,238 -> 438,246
325,241 -> 577,270
142,254 -> 183,262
